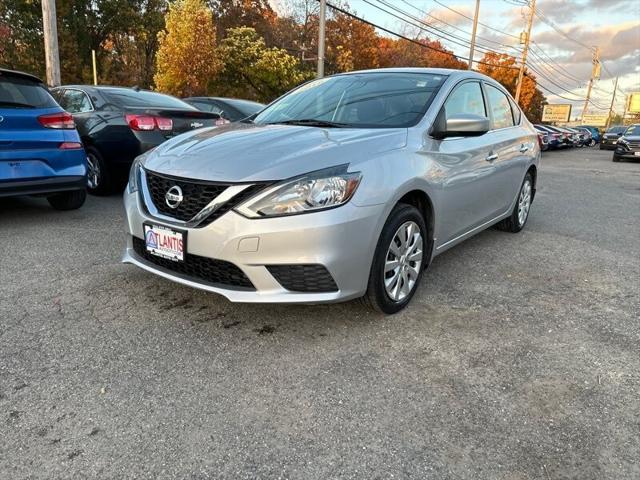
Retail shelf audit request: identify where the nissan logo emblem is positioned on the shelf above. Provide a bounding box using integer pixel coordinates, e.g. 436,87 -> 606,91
165,185 -> 183,209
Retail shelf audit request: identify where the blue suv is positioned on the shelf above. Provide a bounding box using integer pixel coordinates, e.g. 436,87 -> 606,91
0,68 -> 87,210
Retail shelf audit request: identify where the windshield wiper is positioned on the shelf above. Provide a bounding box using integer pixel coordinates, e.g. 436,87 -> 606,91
267,119 -> 349,128
0,101 -> 35,108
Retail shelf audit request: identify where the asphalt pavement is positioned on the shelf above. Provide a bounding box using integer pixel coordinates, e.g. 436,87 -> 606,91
1,147 -> 639,479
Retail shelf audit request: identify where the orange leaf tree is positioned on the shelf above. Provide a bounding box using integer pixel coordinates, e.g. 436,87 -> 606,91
154,0 -> 222,96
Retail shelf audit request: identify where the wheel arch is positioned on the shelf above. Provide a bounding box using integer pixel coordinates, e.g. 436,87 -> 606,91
396,189 -> 435,265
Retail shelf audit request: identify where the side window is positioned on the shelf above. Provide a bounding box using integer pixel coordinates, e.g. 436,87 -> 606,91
63,90 -> 92,113
444,81 -> 486,119
50,88 -> 65,105
208,103 -> 225,116
485,84 -> 514,129
508,97 -> 522,125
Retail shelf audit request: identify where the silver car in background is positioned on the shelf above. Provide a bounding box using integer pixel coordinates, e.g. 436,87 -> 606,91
123,68 -> 539,313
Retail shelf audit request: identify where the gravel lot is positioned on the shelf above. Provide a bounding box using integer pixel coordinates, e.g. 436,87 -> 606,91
1,147 -> 639,479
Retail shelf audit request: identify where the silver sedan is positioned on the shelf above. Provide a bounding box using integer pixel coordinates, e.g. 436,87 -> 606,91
122,68 -> 539,313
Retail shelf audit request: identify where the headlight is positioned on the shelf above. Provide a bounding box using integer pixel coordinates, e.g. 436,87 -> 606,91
127,150 -> 153,193
235,165 -> 362,218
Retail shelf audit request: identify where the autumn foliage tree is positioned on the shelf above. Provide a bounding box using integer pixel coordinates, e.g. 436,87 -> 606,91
214,27 -> 311,102
154,0 -> 222,96
478,51 -> 546,122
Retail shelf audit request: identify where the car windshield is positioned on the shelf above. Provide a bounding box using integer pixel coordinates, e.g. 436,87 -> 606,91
607,126 -> 625,134
624,125 -> 640,136
0,75 -> 57,108
101,88 -> 196,110
225,99 -> 264,116
254,72 -> 447,128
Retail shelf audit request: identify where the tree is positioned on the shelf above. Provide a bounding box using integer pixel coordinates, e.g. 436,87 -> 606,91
324,11 -> 379,73
478,51 -> 546,122
214,27 -> 311,102
154,0 -> 222,96
209,0 -> 276,42
378,37 -> 466,70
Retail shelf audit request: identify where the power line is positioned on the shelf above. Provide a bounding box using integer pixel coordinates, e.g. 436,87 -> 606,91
430,0 -> 521,40
323,1 -> 521,70
398,0 -> 521,53
324,1 -> 608,110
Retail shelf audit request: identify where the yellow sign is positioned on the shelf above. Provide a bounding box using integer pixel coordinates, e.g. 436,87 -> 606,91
542,104 -> 572,122
627,93 -> 640,114
581,114 -> 608,127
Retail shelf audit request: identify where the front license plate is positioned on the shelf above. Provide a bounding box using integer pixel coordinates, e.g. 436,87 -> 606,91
634,152 -> 640,157
144,223 -> 186,262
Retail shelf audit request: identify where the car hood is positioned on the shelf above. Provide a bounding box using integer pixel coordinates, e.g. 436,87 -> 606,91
622,135 -> 640,141
143,123 -> 407,182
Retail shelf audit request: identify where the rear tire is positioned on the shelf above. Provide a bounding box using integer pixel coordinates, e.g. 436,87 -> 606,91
86,147 -> 112,195
361,204 -> 427,314
47,189 -> 86,211
496,172 -> 533,233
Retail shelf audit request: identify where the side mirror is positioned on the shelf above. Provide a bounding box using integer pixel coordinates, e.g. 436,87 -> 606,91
431,111 -> 490,140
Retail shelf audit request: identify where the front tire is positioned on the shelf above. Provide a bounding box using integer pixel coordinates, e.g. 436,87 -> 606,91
362,204 -> 427,314
497,172 -> 533,233
47,189 -> 86,210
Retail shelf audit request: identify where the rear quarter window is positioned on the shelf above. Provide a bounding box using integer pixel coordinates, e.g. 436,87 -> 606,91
0,76 -> 58,108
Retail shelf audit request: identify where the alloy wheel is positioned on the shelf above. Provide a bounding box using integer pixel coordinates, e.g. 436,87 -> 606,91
86,153 -> 101,190
384,221 -> 423,302
518,179 -> 532,226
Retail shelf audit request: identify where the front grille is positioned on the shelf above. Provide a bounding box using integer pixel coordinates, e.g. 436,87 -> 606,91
627,141 -> 640,149
132,236 -> 254,290
144,169 -> 227,221
143,169 -> 269,227
267,264 -> 338,293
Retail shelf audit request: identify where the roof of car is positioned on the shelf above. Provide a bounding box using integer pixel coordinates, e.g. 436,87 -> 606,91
0,68 -> 43,84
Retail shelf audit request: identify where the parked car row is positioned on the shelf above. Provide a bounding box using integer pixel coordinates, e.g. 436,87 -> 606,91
1,66 -> 267,207
534,124 -> 598,151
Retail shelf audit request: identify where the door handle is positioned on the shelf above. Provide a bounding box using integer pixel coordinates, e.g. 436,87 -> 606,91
485,153 -> 498,162
519,144 -> 529,153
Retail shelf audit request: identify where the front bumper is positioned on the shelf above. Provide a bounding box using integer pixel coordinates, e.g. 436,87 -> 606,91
600,139 -> 618,150
121,189 -> 385,303
613,148 -> 640,160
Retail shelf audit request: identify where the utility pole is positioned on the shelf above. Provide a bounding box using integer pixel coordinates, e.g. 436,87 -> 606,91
468,0 -> 480,70
41,0 -> 61,87
605,76 -> 618,128
317,0 -> 327,78
515,0 -> 535,104
581,47 -> 600,122
92,50 -> 98,85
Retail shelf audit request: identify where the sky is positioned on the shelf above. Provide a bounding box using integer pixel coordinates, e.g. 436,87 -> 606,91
273,0 -> 640,118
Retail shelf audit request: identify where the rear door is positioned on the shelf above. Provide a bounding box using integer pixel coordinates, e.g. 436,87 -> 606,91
482,83 -> 531,213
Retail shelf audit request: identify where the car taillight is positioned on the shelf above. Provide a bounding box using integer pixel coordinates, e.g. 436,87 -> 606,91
155,117 -> 173,131
125,114 -> 172,131
125,114 -> 156,131
38,112 -> 75,129
59,142 -> 83,149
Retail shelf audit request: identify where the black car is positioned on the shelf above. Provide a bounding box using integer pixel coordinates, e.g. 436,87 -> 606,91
613,124 -> 640,162
51,86 -> 221,194
183,97 -> 264,122
600,126 -> 626,150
